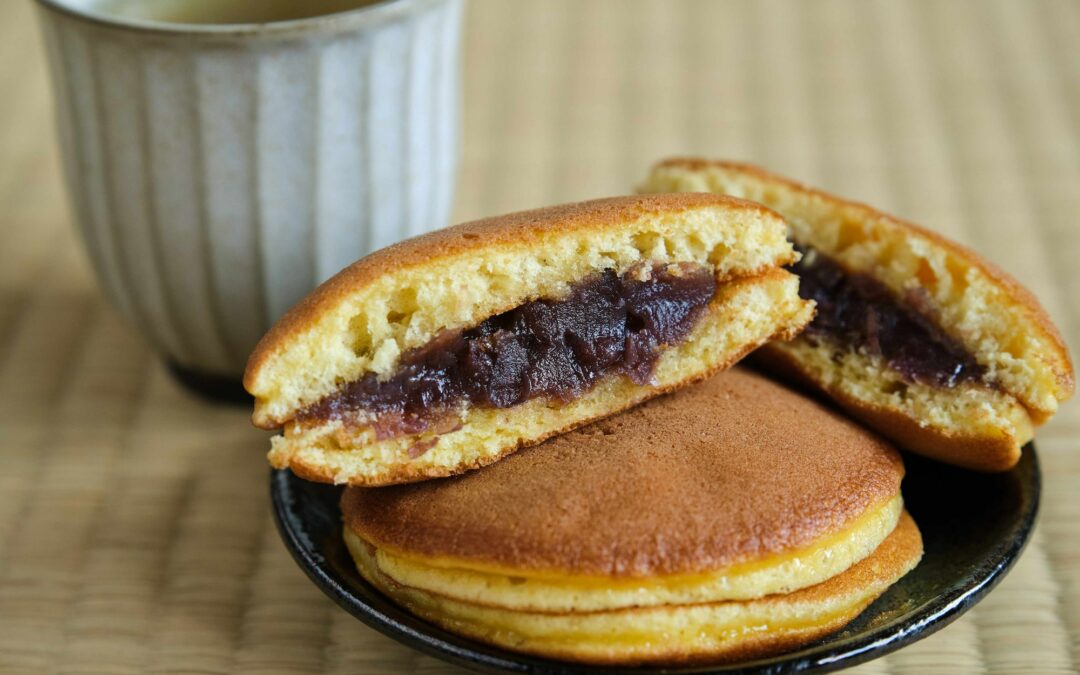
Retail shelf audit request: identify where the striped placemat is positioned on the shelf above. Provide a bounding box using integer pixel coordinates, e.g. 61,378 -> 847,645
1,0 -> 1077,672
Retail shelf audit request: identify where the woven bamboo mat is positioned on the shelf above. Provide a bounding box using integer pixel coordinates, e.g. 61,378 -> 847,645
2,0 -> 1079,672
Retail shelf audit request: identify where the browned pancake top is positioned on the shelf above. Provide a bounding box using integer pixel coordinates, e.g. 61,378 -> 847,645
342,368 -> 904,577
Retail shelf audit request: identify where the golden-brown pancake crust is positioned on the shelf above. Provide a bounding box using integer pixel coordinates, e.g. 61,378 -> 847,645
343,367 -> 905,578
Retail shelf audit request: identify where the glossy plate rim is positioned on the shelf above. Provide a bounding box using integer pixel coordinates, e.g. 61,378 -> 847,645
270,445 -> 1040,674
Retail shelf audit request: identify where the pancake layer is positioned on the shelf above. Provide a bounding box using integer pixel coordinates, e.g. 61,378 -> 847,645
349,493 -> 902,612
247,194 -> 813,485
762,338 -> 1035,471
642,159 -> 1074,471
247,194 -> 798,426
347,512 -> 922,666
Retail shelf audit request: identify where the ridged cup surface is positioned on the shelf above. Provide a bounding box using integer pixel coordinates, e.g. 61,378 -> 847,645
37,0 -> 463,375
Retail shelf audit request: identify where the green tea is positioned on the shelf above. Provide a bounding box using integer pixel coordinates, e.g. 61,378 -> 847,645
94,0 -> 385,24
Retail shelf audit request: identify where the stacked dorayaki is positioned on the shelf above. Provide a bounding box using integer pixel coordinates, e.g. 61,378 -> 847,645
244,171 -> 1072,666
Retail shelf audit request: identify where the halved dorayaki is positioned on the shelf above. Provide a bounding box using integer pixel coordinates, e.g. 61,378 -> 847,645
642,160 -> 1074,471
245,194 -> 814,485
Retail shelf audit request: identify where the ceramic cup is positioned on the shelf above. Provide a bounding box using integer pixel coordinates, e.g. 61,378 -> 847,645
35,0 -> 463,391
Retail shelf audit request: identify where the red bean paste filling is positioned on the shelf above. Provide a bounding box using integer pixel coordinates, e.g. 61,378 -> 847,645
792,245 -> 985,387
297,263 -> 717,439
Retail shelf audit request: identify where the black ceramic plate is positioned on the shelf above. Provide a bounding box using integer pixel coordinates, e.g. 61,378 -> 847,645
271,445 -> 1039,674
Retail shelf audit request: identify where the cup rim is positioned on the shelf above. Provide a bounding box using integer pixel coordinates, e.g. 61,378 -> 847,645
34,0 -> 444,38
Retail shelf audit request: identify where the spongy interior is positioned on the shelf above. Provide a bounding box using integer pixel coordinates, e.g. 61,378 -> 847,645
353,495 -> 902,612
763,339 -> 1034,458
250,206 -> 794,426
643,164 -> 1070,418
270,271 -> 813,485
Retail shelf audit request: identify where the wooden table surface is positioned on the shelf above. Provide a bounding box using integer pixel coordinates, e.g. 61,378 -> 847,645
2,1 -> 1079,672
